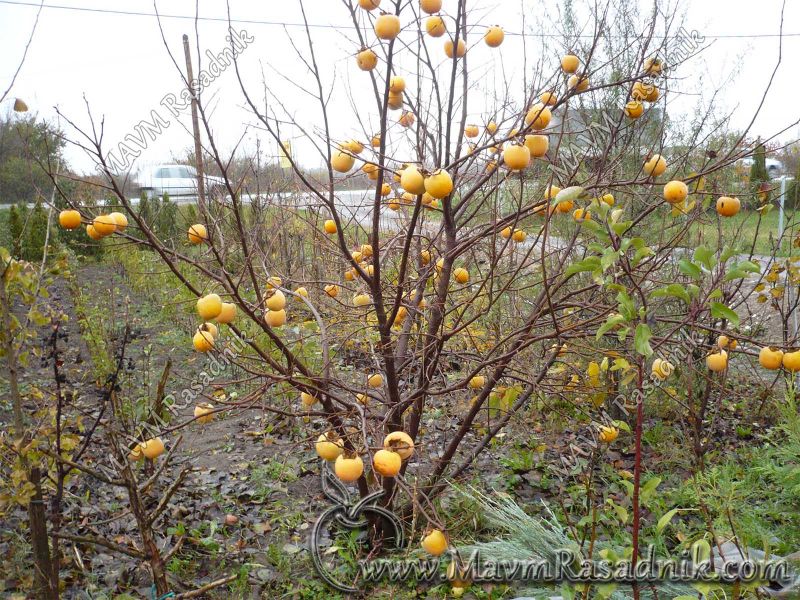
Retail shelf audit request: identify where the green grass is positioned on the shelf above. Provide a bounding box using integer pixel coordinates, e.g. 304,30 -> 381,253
0,207 -> 10,249
688,208 -> 799,257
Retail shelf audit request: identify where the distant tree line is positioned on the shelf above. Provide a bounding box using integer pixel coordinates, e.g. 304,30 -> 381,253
0,114 -> 62,205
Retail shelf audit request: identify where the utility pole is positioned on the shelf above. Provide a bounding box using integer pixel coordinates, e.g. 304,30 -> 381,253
182,34 -> 206,215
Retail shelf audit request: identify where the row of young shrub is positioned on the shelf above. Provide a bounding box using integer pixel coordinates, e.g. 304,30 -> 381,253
2,192 -> 201,262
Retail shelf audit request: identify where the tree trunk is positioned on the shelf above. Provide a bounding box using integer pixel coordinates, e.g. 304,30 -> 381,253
128,483 -> 169,595
29,468 -> 57,599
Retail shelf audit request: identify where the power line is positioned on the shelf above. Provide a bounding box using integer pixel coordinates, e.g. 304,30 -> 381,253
1,0 -> 799,39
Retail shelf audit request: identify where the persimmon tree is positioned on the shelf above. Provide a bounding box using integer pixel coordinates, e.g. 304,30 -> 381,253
48,0 -> 799,594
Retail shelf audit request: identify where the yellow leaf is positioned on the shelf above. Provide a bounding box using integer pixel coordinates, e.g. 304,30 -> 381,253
60,434 -> 80,452
610,358 -> 630,372
591,392 -> 607,407
587,361 -> 601,378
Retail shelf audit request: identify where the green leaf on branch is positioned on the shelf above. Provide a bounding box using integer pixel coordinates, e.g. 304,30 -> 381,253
710,302 -> 740,327
651,284 -> 690,303
616,291 -> 636,320
611,221 -> 633,235
634,323 -> 653,357
678,259 -> 701,279
632,246 -> 654,267
601,247 -> 620,271
693,245 -> 716,270
720,245 -> 737,263
564,256 -> 601,277
580,219 -> 605,238
735,260 -> 761,274
723,268 -> 747,282
724,260 -> 760,281
596,314 -> 626,340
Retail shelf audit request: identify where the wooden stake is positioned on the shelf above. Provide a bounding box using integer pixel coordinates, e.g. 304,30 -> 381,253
182,34 -> 206,215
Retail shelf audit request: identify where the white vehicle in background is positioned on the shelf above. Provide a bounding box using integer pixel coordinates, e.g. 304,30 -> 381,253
139,164 -> 225,198
739,157 -> 784,179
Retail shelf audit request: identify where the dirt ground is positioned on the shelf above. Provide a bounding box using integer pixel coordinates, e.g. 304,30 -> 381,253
0,258 -> 781,598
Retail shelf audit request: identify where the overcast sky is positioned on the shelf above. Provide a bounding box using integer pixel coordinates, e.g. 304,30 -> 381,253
1,0 -> 798,176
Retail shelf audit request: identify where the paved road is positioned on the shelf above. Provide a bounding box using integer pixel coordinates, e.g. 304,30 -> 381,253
124,188 -> 408,231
